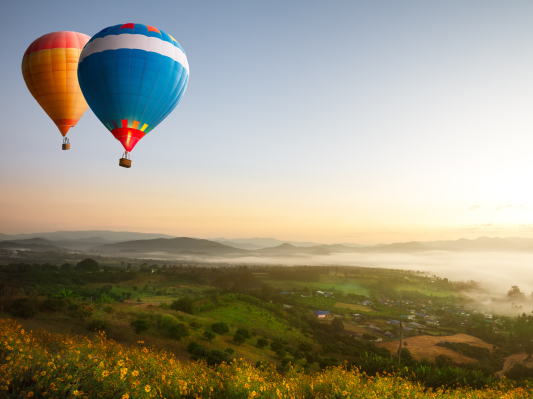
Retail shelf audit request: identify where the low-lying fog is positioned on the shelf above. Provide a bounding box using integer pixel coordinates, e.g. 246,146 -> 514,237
206,251 -> 533,316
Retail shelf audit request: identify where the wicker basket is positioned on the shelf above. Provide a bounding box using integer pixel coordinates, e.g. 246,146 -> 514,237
62,143 -> 70,150
119,158 -> 132,168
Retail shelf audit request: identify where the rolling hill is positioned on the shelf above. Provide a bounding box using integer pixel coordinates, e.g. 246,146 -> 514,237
96,237 -> 248,256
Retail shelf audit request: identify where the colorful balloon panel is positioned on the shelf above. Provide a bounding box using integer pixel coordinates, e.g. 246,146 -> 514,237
78,24 -> 189,152
22,31 -> 91,136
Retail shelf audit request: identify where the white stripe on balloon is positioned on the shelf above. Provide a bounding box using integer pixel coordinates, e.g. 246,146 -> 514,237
80,34 -> 189,73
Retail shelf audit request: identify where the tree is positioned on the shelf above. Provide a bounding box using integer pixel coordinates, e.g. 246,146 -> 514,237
400,348 -> 412,362
235,328 -> 250,339
169,323 -> 190,340
526,342 -> 533,360
189,320 -> 202,330
211,322 -> 229,334
203,330 -> 216,341
75,258 -> 99,272
9,298 -> 37,319
170,296 -> 195,315
130,319 -> 150,334
362,333 -> 378,341
435,354 -> 454,368
507,286 -> 526,301
233,332 -> 246,345
331,317 -> 344,334
60,263 -> 72,272
133,286 -> 138,291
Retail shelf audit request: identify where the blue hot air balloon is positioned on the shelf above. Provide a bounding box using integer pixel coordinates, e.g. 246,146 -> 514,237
77,23 -> 189,167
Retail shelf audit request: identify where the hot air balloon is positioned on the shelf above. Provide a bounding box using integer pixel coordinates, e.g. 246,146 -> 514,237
77,23 -> 189,168
22,31 -> 91,150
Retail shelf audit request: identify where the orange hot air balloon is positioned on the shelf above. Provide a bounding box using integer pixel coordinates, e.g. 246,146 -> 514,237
21,31 -> 91,150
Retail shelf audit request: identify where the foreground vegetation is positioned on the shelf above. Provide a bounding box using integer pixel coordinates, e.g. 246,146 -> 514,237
4,259 -> 533,396
1,318 -> 531,398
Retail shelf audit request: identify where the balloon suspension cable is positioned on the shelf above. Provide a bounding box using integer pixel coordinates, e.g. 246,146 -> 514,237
62,137 -> 70,145
119,151 -> 132,168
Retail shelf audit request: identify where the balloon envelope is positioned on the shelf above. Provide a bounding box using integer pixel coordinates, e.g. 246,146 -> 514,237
78,23 -> 189,152
22,31 -> 91,137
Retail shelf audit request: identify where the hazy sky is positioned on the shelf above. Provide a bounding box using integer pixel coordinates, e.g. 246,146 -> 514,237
2,1 -> 533,244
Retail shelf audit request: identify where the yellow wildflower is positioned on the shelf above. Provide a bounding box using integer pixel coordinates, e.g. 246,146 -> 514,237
145,385 -> 151,392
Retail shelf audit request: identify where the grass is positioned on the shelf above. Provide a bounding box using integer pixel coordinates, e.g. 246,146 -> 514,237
1,318 -> 530,398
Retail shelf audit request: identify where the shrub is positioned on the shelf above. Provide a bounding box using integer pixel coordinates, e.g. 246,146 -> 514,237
130,319 -> 150,334
319,357 -> 339,369
225,348 -> 234,354
168,323 -> 190,340
103,306 -> 114,314
270,341 -> 283,352
275,349 -> 287,359
189,320 -> 202,330
170,296 -> 195,314
306,354 -> 316,364
399,348 -> 413,362
299,341 -> 312,352
235,328 -> 250,339
362,333 -> 378,341
203,330 -> 216,341
87,319 -> 108,332
8,298 -> 37,319
211,322 -> 229,334
187,341 -> 205,355
233,333 -> 246,345
160,314 -> 180,329
39,298 -> 66,312
204,350 -> 230,366
67,304 -> 94,319
256,338 -> 268,348
435,354 -> 455,368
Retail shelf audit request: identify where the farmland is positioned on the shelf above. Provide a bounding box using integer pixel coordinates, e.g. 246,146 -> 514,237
378,333 -> 495,364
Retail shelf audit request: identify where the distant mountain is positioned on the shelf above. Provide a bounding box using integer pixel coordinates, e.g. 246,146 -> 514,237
365,241 -> 428,252
253,243 -> 354,256
96,237 -> 248,256
0,240 -> 67,252
213,237 -> 322,248
0,230 -> 175,243
213,240 -> 265,250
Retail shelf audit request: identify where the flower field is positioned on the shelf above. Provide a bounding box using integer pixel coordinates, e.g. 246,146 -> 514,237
0,318 -> 531,398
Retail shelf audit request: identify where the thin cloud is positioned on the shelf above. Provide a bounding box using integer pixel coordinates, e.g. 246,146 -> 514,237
495,204 -> 525,211
468,205 -> 481,211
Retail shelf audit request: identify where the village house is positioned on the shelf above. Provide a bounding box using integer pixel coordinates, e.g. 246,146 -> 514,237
313,310 -> 330,319
362,300 -> 372,306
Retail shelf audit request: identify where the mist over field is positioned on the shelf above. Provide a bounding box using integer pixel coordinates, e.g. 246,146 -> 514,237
206,251 -> 533,310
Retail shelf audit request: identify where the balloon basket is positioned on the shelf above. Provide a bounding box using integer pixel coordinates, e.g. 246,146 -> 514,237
62,137 -> 70,151
119,152 -> 131,168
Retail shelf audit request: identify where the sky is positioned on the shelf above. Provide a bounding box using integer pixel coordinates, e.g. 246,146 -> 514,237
2,0 -> 533,244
